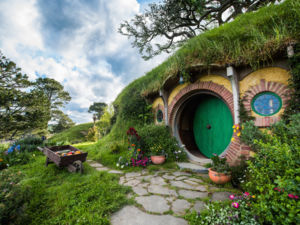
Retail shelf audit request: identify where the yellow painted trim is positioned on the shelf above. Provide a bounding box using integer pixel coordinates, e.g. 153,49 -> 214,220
239,67 -> 290,96
152,97 -> 164,110
168,83 -> 188,105
240,67 -> 291,118
197,75 -> 232,92
168,75 -> 232,105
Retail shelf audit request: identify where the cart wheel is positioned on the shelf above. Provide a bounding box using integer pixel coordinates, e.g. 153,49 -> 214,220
73,160 -> 83,174
45,157 -> 50,167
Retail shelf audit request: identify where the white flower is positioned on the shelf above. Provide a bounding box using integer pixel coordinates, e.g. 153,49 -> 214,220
121,165 -> 124,168
116,163 -> 119,167
178,151 -> 181,153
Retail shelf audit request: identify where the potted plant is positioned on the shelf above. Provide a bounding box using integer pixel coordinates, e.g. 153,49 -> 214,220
208,154 -> 231,184
150,144 -> 166,164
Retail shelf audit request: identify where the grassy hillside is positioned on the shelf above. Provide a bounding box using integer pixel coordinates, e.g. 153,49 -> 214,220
49,122 -> 93,144
50,0 -> 300,167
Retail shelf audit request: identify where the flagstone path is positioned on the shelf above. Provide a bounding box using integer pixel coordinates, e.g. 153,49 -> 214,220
87,160 -> 234,225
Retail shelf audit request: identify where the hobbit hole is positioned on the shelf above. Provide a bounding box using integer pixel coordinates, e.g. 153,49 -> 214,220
150,65 -> 292,164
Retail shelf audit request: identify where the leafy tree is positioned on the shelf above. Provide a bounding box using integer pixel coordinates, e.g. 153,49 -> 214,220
34,77 -> 71,120
0,52 -> 51,139
88,102 -> 107,120
97,104 -> 114,137
51,110 -> 75,133
119,0 -> 277,59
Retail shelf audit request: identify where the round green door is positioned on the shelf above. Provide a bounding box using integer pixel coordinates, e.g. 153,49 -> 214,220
193,95 -> 233,158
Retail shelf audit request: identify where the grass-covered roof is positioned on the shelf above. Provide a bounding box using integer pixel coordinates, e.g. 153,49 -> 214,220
125,0 -> 300,97
110,0 -> 299,140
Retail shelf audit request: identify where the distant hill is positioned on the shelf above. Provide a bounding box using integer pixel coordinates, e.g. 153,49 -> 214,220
49,122 -> 94,144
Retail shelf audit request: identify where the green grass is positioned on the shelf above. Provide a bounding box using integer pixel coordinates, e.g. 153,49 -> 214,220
49,122 -> 94,144
0,154 -> 131,225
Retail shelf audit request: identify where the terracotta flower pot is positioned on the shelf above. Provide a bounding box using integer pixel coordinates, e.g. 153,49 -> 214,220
208,168 -> 231,184
151,155 -> 166,165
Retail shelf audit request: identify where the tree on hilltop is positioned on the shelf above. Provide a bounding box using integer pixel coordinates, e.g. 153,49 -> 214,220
119,0 -> 278,59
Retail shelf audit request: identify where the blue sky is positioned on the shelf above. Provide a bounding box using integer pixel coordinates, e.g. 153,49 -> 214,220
0,0 -> 166,124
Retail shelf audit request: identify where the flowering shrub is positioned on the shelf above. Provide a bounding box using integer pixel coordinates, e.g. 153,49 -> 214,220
244,114 -> 300,224
210,154 -> 231,174
116,127 -> 149,169
0,137 -> 42,168
186,192 -> 259,225
138,124 -> 187,162
149,143 -> 165,155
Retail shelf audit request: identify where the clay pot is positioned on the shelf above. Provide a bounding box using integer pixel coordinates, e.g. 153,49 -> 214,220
208,168 -> 231,184
151,155 -> 166,165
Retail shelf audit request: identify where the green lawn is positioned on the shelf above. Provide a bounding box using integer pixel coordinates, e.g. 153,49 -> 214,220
0,153 -> 131,225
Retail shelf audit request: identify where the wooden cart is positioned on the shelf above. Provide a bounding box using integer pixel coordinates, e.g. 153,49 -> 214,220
38,145 -> 88,174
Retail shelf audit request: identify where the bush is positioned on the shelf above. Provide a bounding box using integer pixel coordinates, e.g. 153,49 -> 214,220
86,126 -> 99,142
186,192 -> 259,225
0,136 -> 43,168
138,124 -> 187,162
240,120 -> 266,151
244,114 -> 300,224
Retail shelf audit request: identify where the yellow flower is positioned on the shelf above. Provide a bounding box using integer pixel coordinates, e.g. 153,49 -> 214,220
242,125 -> 244,130
232,125 -> 236,128
237,132 -> 241,137
236,126 -> 240,130
252,195 -> 255,198
231,137 -> 235,142
0,158 -> 3,162
233,129 -> 236,133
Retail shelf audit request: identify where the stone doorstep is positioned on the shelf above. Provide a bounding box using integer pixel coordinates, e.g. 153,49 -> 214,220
177,162 -> 208,174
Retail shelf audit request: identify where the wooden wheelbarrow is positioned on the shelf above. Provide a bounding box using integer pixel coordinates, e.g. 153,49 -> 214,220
38,145 -> 88,174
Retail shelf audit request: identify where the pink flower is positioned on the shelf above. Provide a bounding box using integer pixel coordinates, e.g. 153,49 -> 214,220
232,202 -> 239,208
288,194 -> 294,199
229,195 -> 235,200
244,192 -> 250,196
294,195 -> 299,199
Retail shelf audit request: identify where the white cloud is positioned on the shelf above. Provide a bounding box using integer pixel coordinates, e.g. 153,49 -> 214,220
0,0 -> 168,124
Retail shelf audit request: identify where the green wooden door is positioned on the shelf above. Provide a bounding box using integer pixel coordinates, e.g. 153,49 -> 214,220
193,95 -> 233,158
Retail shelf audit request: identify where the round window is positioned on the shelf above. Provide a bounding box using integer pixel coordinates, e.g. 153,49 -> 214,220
251,92 -> 282,116
156,109 -> 163,122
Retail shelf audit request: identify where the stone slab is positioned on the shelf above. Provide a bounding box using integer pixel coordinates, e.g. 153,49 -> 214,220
132,186 -> 148,196
135,195 -> 169,213
212,192 -> 232,201
193,201 -> 206,212
170,181 -> 196,190
175,176 -> 189,181
125,172 -> 141,178
108,170 -> 124,174
111,206 -> 188,225
178,190 -> 208,199
90,163 -> 104,168
172,171 -> 191,177
124,179 -> 141,187
95,167 -> 108,171
172,199 -> 191,215
148,185 -> 178,196
119,177 -> 126,185
162,174 -> 176,180
150,177 -> 167,185
177,163 -> 208,173
183,180 -> 199,186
